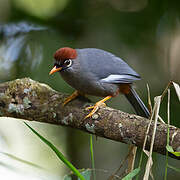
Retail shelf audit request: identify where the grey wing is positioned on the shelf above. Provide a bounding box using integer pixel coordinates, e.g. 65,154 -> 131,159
80,48 -> 141,84
100,74 -> 140,84
100,56 -> 141,84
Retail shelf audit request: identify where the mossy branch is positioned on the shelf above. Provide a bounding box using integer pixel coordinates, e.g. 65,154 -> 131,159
0,78 -> 180,160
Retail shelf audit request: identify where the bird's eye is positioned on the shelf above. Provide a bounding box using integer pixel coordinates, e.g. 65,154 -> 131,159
64,59 -> 72,67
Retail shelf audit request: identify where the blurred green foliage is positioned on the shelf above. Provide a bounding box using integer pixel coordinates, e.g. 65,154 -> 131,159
13,0 -> 68,19
0,0 -> 180,179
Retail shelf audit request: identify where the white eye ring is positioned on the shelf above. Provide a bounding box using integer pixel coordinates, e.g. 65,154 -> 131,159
64,59 -> 72,67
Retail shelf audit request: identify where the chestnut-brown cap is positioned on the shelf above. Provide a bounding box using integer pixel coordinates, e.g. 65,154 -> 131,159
54,47 -> 77,61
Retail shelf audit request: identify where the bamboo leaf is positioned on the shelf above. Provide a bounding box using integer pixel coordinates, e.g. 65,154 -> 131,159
166,145 -> 180,157
24,122 -> 85,180
122,168 -> 140,180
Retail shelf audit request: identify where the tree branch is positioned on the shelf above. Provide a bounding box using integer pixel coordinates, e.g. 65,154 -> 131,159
0,78 -> 179,160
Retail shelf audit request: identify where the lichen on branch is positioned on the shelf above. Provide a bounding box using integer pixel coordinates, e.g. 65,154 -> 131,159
0,78 -> 180,160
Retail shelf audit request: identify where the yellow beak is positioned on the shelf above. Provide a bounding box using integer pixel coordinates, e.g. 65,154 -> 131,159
49,66 -> 62,75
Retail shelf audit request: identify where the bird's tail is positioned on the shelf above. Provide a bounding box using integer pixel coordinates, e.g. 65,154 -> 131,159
125,87 -> 150,118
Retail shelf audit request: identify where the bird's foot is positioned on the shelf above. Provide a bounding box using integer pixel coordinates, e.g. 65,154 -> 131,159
63,91 -> 80,106
85,102 -> 106,119
85,102 -> 106,110
84,95 -> 112,119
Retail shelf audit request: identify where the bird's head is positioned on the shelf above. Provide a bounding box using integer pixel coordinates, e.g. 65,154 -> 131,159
49,47 -> 77,75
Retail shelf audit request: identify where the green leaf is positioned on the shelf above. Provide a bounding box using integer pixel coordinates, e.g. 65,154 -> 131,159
24,122 -> 85,180
89,135 -> 96,180
168,164 -> 180,173
122,168 -> 140,180
166,145 -> 180,157
171,152 -> 180,156
166,145 -> 174,152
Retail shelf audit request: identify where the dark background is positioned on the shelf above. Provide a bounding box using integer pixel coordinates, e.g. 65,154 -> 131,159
0,0 -> 179,179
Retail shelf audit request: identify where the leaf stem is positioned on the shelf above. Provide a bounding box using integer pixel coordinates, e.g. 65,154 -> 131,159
90,135 -> 96,180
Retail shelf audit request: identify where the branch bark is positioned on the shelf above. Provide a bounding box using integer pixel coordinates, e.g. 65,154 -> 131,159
0,78 -> 179,160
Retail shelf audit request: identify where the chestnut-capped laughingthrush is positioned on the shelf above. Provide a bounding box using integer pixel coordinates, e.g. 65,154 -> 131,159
49,47 -> 150,119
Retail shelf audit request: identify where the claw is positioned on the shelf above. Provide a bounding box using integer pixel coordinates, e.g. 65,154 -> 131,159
84,96 -> 112,119
85,105 -> 95,110
85,105 -> 99,119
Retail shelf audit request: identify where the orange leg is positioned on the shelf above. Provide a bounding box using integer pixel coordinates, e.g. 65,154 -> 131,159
85,95 -> 112,119
63,91 -> 80,106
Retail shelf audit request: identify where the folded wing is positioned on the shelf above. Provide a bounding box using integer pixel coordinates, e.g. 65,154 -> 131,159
100,74 -> 141,84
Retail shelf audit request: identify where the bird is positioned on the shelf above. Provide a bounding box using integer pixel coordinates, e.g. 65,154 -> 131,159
49,47 -> 150,119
